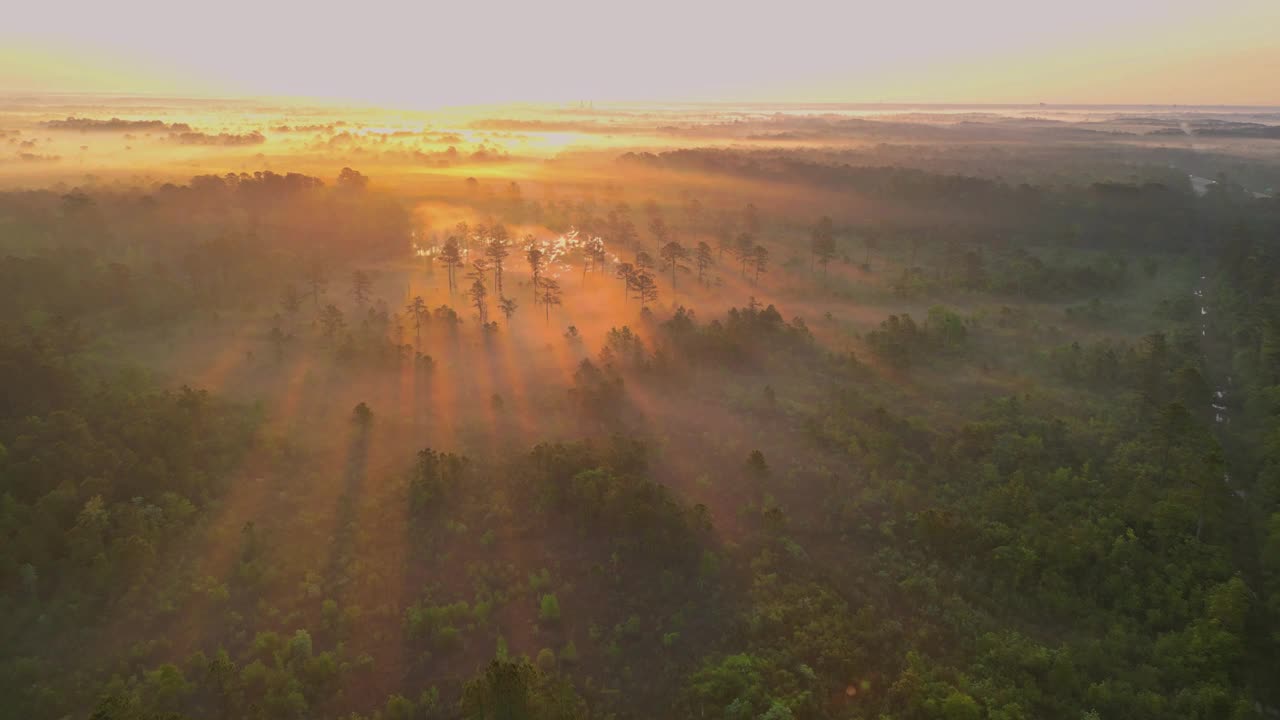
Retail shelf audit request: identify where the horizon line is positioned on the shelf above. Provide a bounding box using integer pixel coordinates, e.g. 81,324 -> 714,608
3,91 -> 1280,113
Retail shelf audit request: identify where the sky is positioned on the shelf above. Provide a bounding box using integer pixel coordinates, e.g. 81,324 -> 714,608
3,0 -> 1279,107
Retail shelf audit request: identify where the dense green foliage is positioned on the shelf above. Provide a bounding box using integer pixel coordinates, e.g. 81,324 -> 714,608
2,156 -> 1279,720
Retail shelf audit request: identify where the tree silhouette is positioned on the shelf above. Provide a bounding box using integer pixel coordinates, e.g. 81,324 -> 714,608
406,295 -> 427,345
632,270 -> 658,307
863,234 -> 880,268
320,304 -> 345,345
715,212 -> 737,260
649,216 -> 670,256
304,258 -> 327,309
659,240 -> 689,294
393,311 -> 406,346
470,223 -> 486,261
351,401 -> 373,427
484,224 -> 511,294
499,296 -> 518,325
752,244 -> 769,285
525,242 -> 546,305
539,277 -> 562,324
735,233 -> 755,277
458,657 -> 584,720
336,167 -> 369,191
684,195 -> 703,233
268,325 -> 286,362
615,262 -> 636,303
440,236 -> 464,292
454,221 -> 470,259
350,269 -> 372,307
280,283 -> 302,329
695,241 -> 714,285
467,260 -> 490,324
811,216 -> 837,282
469,279 -> 489,325
583,236 -> 607,283
609,210 -> 640,261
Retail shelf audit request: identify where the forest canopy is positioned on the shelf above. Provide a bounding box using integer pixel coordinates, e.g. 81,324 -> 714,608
2,96 -> 1280,720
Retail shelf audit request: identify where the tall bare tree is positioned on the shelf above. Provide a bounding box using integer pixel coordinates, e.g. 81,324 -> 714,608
304,258 -> 327,309
440,236 -> 464,292
735,233 -> 755,278
649,215 -> 669,257
406,295 -> 427,345
811,216 -> 837,282
469,223 -> 487,260
586,236 -> 608,282
695,241 -> 714,285
539,277 -> 562,324
454,221 -> 469,258
485,224 -> 511,294
466,258 -> 490,284
525,241 -> 545,305
659,240 -> 689,294
468,278 -> 488,325
616,215 -> 640,260
752,244 -> 770,285
715,212 -> 737,260
615,262 -> 636,303
485,237 -> 510,295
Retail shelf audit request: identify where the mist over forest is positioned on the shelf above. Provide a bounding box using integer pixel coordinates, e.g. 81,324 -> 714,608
3,94 -> 1280,720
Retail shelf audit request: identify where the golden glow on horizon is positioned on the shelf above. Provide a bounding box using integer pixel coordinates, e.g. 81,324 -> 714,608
4,0 -> 1280,107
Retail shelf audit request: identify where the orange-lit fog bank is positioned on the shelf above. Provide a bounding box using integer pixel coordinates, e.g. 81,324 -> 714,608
5,95 -> 1280,188
4,0 -> 1280,712
8,80 -> 1280,717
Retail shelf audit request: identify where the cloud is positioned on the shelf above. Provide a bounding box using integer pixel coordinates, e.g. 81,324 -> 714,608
171,130 -> 266,146
42,116 -> 194,132
16,152 -> 61,162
